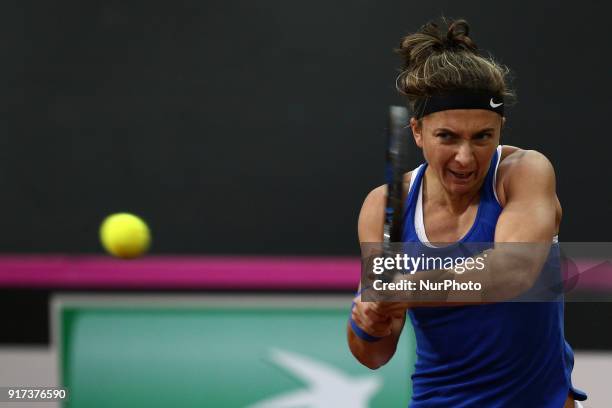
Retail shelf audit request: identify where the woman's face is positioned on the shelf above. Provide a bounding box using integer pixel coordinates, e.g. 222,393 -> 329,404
411,109 -> 503,196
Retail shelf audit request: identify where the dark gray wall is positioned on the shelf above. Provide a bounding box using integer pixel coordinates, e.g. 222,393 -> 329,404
1,1 -> 610,254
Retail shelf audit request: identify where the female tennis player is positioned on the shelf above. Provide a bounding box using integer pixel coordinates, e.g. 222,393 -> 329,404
347,19 -> 587,408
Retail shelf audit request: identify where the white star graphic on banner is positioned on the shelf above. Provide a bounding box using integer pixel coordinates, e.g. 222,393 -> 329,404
247,348 -> 382,408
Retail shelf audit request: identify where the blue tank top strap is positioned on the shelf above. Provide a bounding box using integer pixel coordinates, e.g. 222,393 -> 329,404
481,145 -> 502,205
402,164 -> 426,242
404,164 -> 426,211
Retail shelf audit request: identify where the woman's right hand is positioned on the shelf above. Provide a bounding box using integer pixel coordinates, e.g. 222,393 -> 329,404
351,293 -> 394,338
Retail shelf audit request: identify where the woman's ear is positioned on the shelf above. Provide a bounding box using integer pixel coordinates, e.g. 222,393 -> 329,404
410,117 -> 423,148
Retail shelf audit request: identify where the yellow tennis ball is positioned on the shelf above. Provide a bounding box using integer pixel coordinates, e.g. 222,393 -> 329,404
99,213 -> 151,259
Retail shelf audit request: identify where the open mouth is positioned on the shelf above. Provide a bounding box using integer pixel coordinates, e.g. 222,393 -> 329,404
448,169 -> 475,181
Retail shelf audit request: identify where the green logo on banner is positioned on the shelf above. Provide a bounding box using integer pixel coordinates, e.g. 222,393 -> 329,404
58,297 -> 415,408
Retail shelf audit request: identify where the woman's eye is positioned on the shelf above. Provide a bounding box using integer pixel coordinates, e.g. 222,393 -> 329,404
436,132 -> 451,140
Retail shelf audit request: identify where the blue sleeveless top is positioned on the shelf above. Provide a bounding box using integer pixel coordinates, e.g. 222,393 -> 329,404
402,146 -> 587,407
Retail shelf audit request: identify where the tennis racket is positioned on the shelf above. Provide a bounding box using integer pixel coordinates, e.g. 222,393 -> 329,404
384,106 -> 412,244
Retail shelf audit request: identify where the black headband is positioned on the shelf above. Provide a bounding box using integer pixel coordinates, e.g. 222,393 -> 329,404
414,91 -> 504,119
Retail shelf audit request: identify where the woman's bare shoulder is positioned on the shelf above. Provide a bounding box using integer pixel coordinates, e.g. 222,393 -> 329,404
360,170 -> 414,209
497,145 -> 558,207
499,145 -> 523,162
498,145 -> 554,179
358,171 -> 413,242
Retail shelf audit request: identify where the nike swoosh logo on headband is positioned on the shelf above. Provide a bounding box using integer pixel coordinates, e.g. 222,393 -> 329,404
490,98 -> 503,108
